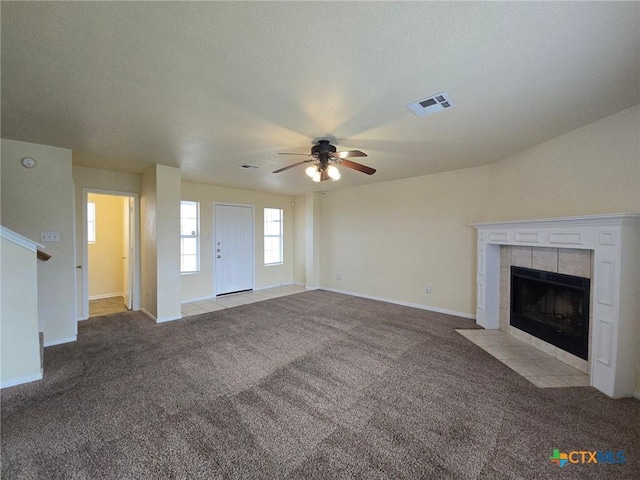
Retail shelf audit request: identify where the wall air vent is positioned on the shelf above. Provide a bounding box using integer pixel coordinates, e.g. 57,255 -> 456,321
406,91 -> 455,118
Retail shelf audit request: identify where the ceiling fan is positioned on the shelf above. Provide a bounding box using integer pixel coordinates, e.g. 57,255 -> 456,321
273,139 -> 376,182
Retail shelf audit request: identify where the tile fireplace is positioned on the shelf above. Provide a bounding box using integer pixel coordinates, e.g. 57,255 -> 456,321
473,214 -> 640,398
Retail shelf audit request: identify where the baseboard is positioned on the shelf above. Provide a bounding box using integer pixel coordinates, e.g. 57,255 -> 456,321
322,287 -> 476,320
305,286 -> 320,291
140,308 -> 157,321
1,372 -> 43,389
156,314 -> 182,324
44,336 -> 77,347
143,309 -> 182,324
634,390 -> 640,401
182,293 -> 215,303
255,282 -> 294,291
89,292 -> 125,300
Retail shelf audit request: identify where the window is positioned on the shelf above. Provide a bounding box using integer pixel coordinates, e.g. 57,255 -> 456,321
87,201 -> 96,243
180,201 -> 199,273
264,208 -> 283,265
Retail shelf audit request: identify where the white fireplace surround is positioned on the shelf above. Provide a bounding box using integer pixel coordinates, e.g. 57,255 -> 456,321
473,214 -> 640,398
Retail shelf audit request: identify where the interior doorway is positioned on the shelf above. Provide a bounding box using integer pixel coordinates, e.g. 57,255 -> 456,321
82,189 -> 140,319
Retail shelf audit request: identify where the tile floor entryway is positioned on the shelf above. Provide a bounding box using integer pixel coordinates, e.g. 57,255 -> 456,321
89,296 -> 128,317
181,284 -> 306,318
457,329 -> 590,388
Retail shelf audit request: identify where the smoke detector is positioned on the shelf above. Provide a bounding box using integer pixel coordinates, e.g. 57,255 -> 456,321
406,92 -> 455,117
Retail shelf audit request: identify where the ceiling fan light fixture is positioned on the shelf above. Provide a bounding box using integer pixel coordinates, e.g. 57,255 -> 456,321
327,165 -> 341,181
305,165 -> 317,178
311,170 -> 321,182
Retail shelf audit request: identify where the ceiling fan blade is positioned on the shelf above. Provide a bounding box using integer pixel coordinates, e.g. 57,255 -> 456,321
333,150 -> 367,159
278,152 -> 311,156
338,158 -> 376,175
272,159 -> 314,173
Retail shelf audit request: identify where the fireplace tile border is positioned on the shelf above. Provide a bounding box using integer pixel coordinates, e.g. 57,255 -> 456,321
510,325 -> 589,373
473,214 -> 640,399
500,245 -> 592,374
532,247 -> 557,272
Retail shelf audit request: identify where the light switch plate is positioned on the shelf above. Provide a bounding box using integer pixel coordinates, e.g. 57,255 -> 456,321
40,232 -> 60,242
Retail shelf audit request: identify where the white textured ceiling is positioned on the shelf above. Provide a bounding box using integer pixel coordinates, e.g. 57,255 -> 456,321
2,2 -> 639,195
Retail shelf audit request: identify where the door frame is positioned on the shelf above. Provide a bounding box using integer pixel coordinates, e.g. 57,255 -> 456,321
122,196 -> 134,310
81,188 -> 141,320
213,202 -> 255,296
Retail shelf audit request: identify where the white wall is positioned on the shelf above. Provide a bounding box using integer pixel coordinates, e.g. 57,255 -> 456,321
155,165 -> 181,322
306,192 -> 321,290
318,106 -> 639,318
1,234 -> 42,388
487,105 -> 640,220
140,164 -> 182,322
293,195 -> 306,285
1,139 -> 77,346
319,166 -> 490,316
180,181 -> 295,302
73,165 -> 141,195
87,193 -> 126,299
140,166 -> 158,318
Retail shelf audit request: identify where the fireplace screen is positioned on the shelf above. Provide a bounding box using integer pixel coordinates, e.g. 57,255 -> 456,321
510,266 -> 590,360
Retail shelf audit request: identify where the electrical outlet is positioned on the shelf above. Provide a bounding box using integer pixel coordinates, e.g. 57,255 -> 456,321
426,285 -> 433,294
336,273 -> 342,280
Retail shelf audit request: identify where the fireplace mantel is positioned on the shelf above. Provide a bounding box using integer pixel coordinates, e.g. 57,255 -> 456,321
472,214 -> 640,398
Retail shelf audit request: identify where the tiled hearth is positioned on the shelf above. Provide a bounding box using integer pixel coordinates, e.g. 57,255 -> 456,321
457,329 -> 589,388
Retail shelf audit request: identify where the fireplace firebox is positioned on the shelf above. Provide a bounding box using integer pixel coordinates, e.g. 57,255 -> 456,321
510,266 -> 590,360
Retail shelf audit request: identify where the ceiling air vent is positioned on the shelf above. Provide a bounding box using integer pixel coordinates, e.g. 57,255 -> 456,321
406,91 -> 455,118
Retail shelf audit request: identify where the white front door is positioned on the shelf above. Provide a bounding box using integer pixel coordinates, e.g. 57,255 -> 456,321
214,204 -> 254,295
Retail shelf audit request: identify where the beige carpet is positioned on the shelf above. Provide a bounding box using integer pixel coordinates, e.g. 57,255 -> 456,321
2,290 -> 639,478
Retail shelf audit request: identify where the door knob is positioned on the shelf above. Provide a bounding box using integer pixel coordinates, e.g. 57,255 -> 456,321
76,265 -> 82,269
217,255 -> 221,259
